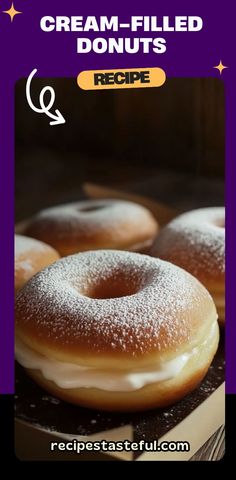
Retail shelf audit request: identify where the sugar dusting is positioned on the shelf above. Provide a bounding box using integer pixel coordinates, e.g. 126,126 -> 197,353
25,199 -> 155,239
15,250 -> 212,355
15,234 -> 51,277
15,235 -> 48,257
152,207 -> 225,276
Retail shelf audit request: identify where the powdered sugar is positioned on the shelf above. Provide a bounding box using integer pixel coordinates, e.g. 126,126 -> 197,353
15,250 -> 213,356
24,200 -> 157,252
15,260 -> 34,275
27,200 -> 151,232
15,234 -> 49,257
151,207 -> 225,276
15,235 -> 49,277
15,234 -> 59,290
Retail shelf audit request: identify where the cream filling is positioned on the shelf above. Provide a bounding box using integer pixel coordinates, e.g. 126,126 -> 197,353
15,322 -> 217,392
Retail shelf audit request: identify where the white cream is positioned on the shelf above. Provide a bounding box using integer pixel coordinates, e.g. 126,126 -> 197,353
15,322 -> 217,392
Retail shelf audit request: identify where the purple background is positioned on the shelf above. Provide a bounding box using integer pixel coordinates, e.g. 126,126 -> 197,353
0,0 -> 234,394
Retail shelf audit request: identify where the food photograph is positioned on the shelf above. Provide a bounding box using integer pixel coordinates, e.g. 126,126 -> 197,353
14,77 -> 225,461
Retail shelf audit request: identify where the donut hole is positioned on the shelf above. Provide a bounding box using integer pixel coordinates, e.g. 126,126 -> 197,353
78,204 -> 106,213
83,275 -> 141,299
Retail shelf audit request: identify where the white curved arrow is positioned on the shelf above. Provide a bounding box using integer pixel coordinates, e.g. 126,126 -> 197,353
26,68 -> 65,126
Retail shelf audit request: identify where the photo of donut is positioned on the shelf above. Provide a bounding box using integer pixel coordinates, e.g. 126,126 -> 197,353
150,208 -> 225,325
15,78 -> 225,461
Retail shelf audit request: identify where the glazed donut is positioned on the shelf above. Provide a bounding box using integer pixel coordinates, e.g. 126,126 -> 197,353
15,250 -> 219,412
15,234 -> 60,293
150,207 -> 225,325
23,199 -> 158,256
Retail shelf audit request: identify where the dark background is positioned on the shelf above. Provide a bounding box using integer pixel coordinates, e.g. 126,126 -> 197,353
15,77 -> 224,221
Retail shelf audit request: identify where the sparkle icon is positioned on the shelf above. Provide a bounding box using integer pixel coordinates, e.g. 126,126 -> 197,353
3,2 -> 22,22
213,60 -> 228,75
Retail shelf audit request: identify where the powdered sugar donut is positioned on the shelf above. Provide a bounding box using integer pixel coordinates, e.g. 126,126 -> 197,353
23,199 -> 158,256
15,250 -> 219,411
150,207 -> 225,325
15,235 -> 60,293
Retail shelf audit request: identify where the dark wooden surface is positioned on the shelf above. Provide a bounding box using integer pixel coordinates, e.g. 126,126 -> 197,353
15,78 -> 224,176
15,77 -> 224,222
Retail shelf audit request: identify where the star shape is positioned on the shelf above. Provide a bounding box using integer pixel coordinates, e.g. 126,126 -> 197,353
3,2 -> 22,22
213,60 -> 228,75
